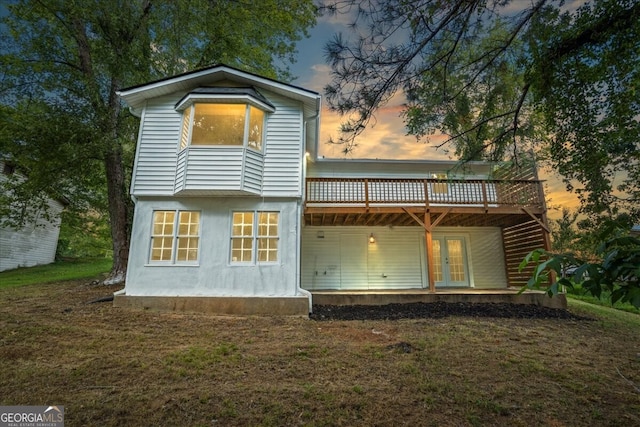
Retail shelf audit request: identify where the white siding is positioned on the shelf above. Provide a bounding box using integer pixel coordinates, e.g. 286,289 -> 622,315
0,199 -> 64,272
132,94 -> 182,195
463,227 -> 507,289
131,90 -> 304,197
174,149 -> 187,193
183,147 -> 243,190
302,228 -> 342,289
301,226 -> 507,290
302,227 -> 426,290
262,92 -> 304,197
367,232 -> 424,289
243,149 -> 264,193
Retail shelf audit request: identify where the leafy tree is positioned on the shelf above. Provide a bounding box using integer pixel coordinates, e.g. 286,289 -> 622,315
0,0 -> 317,283
550,208 -> 580,254
56,209 -> 113,260
322,0 -> 639,222
520,232 -> 640,310
402,18 -> 540,162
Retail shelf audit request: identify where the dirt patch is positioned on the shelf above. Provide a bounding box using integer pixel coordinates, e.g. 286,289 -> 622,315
311,301 -> 591,321
1,280 -> 638,427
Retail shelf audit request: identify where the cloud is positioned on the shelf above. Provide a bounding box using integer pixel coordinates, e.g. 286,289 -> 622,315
296,64 -> 332,92
318,102 -> 452,161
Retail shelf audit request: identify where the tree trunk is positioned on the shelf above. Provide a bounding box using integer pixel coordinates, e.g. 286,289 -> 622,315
103,147 -> 131,285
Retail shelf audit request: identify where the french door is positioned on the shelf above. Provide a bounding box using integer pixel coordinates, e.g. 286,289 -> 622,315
432,236 -> 470,287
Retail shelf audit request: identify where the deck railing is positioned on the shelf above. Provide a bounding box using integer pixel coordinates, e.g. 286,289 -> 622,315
305,178 -> 544,209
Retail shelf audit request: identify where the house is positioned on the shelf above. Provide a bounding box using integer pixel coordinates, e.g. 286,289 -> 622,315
115,65 -> 560,315
0,160 -> 65,272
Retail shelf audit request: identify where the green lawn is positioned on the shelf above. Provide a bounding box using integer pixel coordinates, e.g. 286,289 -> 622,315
0,258 -> 112,288
568,298 -> 640,331
1,278 -> 638,426
566,287 -> 639,314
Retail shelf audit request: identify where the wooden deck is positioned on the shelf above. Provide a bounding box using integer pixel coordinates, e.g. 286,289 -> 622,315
304,177 -> 546,228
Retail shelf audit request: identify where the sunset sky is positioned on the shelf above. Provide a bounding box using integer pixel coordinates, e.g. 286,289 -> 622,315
289,5 -> 582,219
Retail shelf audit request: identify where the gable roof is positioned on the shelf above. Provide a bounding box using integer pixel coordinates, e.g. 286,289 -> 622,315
117,64 -> 320,116
117,64 -> 322,157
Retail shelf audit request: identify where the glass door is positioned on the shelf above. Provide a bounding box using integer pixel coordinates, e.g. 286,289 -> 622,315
433,237 -> 470,287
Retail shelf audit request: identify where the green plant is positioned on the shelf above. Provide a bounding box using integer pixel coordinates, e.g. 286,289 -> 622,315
519,236 -> 640,309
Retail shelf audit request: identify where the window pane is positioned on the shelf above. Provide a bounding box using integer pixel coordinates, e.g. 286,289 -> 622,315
151,211 -> 175,262
191,104 -> 245,146
257,212 -> 278,262
447,239 -> 465,282
232,212 -> 253,237
258,212 -> 278,237
247,106 -> 264,150
431,172 -> 448,194
231,237 -> 253,262
258,238 -> 278,262
153,211 -> 174,235
151,236 -> 173,261
175,211 -> 200,262
179,106 -> 192,150
433,240 -> 442,282
179,211 -> 200,236
177,237 -> 199,262
231,211 -> 254,263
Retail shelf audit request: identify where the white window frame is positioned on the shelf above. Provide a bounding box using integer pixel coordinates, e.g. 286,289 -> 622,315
430,172 -> 449,194
149,210 -> 201,265
178,103 -> 266,152
230,211 -> 280,265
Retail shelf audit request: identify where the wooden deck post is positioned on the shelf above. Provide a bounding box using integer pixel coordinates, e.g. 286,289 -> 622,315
424,212 -> 436,293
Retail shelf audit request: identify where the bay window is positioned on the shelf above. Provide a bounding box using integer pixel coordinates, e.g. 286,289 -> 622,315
179,103 -> 266,151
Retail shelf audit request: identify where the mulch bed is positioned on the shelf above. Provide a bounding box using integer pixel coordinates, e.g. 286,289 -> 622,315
310,301 -> 592,321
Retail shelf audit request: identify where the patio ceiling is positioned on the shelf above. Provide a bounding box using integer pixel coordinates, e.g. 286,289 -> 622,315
303,209 -> 541,228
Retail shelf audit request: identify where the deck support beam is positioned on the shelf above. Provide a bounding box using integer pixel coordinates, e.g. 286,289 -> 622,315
401,207 -> 450,293
521,207 -> 550,233
402,207 -> 451,232
424,212 -> 436,293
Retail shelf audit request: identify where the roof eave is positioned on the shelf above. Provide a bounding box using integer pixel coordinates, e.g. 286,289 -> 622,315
117,64 -> 320,113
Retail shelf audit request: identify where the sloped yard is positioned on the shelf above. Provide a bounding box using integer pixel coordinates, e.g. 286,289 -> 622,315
0,279 -> 638,426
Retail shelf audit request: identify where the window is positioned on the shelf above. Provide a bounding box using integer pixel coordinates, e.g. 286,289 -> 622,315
179,103 -> 265,151
257,212 -> 279,262
430,172 -> 448,194
231,211 -> 279,264
150,210 -> 200,264
231,212 -> 254,262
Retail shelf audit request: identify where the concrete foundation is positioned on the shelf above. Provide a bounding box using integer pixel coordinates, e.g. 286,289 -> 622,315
114,289 -> 567,316
310,289 -> 567,310
113,294 -> 310,316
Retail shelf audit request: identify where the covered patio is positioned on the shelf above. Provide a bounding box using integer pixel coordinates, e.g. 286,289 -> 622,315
303,176 -> 551,291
